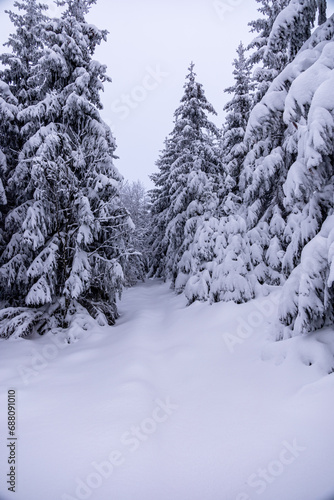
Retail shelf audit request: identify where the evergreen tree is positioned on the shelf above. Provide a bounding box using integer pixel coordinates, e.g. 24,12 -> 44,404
242,0 -> 318,226
180,44 -> 254,305
209,215 -> 256,304
0,0 -> 131,337
236,9 -> 334,334
148,137 -> 176,279
182,215 -> 220,303
221,42 -> 252,205
235,2 -> 331,298
0,81 -> 18,195
120,180 -> 151,285
279,215 -> 334,338
0,0 -> 45,252
248,0 -> 326,104
239,7 -> 328,287
248,0 -> 290,104
150,63 -> 222,294
266,0 -> 326,70
278,33 -> 334,336
0,0 -> 47,108
0,81 -> 18,256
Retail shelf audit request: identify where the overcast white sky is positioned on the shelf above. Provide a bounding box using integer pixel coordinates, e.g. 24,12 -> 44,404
1,0 -> 334,188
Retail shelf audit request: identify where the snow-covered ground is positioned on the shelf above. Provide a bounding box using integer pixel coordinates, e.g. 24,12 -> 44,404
1,279 -> 334,500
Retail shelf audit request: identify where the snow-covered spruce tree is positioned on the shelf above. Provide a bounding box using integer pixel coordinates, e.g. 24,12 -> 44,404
0,1 -> 47,281
239,2 -> 331,289
186,202 -> 257,306
0,0 -> 131,338
148,136 -> 177,279
0,82 -> 18,223
182,43 -> 254,305
221,41 -> 252,204
248,0 -> 290,104
278,216 -> 334,338
0,0 -> 47,108
119,180 -> 151,285
181,215 -> 220,303
248,0 -> 326,105
266,0 -> 327,68
0,85 -> 16,299
277,30 -> 334,337
207,214 -> 256,304
197,7 -> 298,302
150,63 -> 222,296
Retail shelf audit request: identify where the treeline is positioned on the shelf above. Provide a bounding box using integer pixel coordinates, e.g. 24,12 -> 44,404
1,0 -> 333,341
0,0 -> 148,338
149,0 -> 334,339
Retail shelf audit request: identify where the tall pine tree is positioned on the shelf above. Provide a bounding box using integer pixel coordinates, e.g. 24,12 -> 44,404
183,43 -> 255,305
0,0 -> 47,108
150,63 -> 222,295
248,0 -> 326,105
148,137 -> 177,279
278,26 -> 334,337
0,81 -> 18,258
238,1 -> 330,291
0,0 -> 132,338
248,0 -> 290,104
221,41 -> 252,209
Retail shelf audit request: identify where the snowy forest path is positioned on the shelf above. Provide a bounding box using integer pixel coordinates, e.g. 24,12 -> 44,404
1,280 -> 334,500
105,279 -> 334,500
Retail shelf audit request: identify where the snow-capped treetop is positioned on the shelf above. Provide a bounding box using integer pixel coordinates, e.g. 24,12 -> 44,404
247,0 -> 327,105
0,0 -> 48,107
57,0 -> 97,19
174,62 -> 219,138
40,1 -> 110,111
221,42 -> 252,206
248,0 -> 290,103
0,0 -> 132,337
149,63 -> 222,284
248,0 -> 290,65
224,42 -> 252,131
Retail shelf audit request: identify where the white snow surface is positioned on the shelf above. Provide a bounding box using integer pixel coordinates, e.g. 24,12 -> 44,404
0,280 -> 334,500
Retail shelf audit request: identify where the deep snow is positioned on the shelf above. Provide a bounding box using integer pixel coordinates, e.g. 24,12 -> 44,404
0,279 -> 334,500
